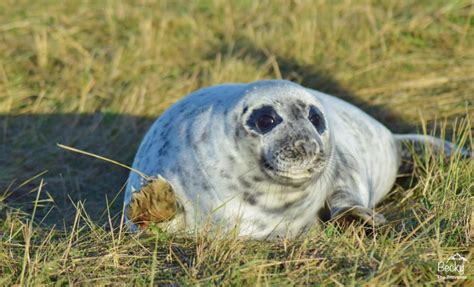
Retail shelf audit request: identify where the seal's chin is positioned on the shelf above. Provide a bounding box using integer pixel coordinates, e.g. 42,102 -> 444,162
260,157 -> 317,186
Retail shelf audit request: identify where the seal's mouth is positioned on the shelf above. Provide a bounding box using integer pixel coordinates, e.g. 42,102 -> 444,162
260,156 -> 316,186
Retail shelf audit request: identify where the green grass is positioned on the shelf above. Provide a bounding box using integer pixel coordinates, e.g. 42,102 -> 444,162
0,0 -> 473,285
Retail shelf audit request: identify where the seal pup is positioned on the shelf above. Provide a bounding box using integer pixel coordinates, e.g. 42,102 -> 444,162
124,80 -> 470,239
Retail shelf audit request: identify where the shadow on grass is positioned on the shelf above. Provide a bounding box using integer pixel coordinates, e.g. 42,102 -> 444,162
0,113 -> 154,228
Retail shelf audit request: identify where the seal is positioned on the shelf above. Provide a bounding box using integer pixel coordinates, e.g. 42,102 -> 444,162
124,80 -> 470,239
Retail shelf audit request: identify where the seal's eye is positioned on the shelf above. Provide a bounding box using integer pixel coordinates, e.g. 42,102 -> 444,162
309,113 -> 321,127
309,107 -> 325,134
247,106 -> 282,134
257,115 -> 276,131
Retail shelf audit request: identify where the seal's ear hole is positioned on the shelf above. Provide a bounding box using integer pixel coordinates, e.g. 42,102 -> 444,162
309,106 -> 326,134
246,106 -> 282,134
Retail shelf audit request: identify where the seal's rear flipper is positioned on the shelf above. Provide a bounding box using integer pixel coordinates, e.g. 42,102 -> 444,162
127,176 -> 180,229
395,134 -> 472,173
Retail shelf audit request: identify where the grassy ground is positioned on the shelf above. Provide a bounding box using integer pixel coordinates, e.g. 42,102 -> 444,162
0,0 -> 473,285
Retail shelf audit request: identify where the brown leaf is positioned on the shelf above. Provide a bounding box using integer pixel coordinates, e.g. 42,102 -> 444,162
127,177 -> 177,229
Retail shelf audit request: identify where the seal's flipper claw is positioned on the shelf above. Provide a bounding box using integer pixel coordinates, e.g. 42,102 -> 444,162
350,207 -> 387,226
331,206 -> 387,227
127,176 -> 177,229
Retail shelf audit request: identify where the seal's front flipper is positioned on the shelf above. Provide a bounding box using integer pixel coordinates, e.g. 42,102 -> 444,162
331,206 -> 387,227
127,176 -> 178,229
327,189 -> 387,227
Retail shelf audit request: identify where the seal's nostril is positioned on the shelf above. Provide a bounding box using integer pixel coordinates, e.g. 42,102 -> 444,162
294,140 -> 306,155
294,139 -> 318,156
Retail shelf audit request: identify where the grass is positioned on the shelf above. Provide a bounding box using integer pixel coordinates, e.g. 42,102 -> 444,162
0,0 -> 473,285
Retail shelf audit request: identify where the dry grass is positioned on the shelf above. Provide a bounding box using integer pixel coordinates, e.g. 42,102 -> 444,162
0,0 -> 473,285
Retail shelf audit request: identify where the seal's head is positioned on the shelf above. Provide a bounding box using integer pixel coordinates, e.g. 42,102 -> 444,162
236,81 -> 332,186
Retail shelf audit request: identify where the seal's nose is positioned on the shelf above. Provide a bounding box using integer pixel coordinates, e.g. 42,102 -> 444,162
294,139 -> 318,156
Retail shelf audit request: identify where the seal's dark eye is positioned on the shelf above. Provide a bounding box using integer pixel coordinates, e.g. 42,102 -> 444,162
309,107 -> 325,134
309,113 -> 321,127
247,106 -> 282,134
257,115 -> 276,131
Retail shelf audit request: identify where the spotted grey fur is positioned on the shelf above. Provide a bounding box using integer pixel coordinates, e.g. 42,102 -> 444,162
124,80 -> 470,239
